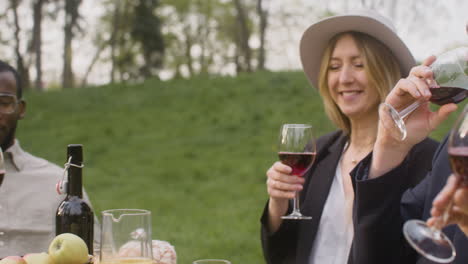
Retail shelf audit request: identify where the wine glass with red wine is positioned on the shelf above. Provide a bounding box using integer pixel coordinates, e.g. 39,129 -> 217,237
278,124 -> 316,220
380,47 -> 468,140
403,105 -> 468,263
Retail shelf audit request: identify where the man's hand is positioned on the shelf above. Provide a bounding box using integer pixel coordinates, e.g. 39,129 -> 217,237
428,175 -> 468,236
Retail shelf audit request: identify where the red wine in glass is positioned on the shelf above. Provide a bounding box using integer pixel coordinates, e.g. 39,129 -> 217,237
448,146 -> 468,185
429,86 -> 467,106
278,152 -> 316,176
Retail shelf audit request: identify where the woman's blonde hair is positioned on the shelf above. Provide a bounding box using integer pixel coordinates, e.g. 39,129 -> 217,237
317,31 -> 402,134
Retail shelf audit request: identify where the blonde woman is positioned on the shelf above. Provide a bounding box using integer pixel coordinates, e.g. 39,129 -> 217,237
260,11 -> 439,264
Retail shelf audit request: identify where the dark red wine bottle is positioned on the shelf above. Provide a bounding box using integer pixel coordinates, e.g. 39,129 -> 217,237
56,144 -> 93,254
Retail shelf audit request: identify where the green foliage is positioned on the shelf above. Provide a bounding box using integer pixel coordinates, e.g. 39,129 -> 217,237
131,0 -> 165,77
18,71 -> 457,263
160,0 -> 261,77
97,0 -> 165,82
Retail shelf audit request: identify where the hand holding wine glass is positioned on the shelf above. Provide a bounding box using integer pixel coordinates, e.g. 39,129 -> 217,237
428,174 -> 468,237
402,105 -> 468,263
380,47 -> 468,141
429,105 -> 468,234
276,124 -> 316,220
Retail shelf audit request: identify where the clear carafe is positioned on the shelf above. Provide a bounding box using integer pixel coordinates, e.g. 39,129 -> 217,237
100,209 -> 153,264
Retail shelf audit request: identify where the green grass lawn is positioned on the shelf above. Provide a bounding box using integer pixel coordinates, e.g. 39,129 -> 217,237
17,71 -> 462,263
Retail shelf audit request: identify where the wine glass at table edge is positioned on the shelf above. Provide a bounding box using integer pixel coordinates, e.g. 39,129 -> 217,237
403,105 -> 468,263
193,260 -> 231,264
278,124 -> 317,220
379,46 -> 468,141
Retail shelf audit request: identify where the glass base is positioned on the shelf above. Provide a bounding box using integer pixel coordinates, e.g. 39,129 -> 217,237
281,211 -> 312,220
379,103 -> 407,141
403,220 -> 456,263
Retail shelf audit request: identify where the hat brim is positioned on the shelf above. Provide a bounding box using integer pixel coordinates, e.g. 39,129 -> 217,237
300,13 -> 415,89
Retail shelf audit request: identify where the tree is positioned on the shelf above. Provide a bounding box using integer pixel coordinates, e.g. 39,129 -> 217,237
130,0 -> 165,79
256,0 -> 268,70
160,0 -> 196,78
10,0 -> 30,90
162,0 -> 267,77
62,0 -> 82,89
109,1 -> 121,83
93,0 -> 165,83
233,0 -> 252,72
32,0 -> 45,90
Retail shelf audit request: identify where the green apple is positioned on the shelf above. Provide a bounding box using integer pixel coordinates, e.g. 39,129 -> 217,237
23,253 -> 53,264
48,233 -> 89,264
0,256 -> 26,264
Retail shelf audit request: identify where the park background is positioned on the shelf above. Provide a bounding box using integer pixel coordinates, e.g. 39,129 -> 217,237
1,0 -> 467,263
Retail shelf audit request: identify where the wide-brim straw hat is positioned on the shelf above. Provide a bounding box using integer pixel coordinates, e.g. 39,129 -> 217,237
300,10 -> 415,89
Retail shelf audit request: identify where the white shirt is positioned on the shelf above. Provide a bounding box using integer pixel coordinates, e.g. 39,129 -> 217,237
0,140 -> 100,257
309,155 -> 354,264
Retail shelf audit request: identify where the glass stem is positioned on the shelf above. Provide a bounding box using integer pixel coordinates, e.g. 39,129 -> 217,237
432,199 -> 454,233
400,101 -> 423,119
292,191 -> 301,214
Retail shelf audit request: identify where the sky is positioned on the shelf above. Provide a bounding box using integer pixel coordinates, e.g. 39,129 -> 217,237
1,0 -> 467,85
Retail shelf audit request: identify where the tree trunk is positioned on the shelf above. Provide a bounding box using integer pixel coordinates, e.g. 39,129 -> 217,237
183,25 -> 194,77
81,39 -> 107,87
63,8 -> 73,88
234,45 -> 241,74
11,0 -> 30,91
197,14 -> 207,75
257,0 -> 268,70
233,0 -> 252,72
110,2 -> 121,83
33,0 -> 44,90
62,0 -> 81,89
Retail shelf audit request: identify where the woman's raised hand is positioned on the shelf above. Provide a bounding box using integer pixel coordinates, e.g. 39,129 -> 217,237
381,56 -> 457,144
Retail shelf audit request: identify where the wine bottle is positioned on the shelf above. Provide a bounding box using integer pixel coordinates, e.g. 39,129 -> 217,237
56,144 -> 94,254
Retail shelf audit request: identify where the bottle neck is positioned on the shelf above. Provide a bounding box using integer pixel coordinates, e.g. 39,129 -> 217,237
66,144 -> 83,198
67,164 -> 83,197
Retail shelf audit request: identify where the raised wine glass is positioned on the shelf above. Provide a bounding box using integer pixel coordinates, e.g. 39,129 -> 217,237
380,47 -> 468,141
278,124 -> 316,220
403,105 -> 468,263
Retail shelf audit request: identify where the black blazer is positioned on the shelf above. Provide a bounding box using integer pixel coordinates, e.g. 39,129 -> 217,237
260,130 -> 438,264
352,135 -> 468,264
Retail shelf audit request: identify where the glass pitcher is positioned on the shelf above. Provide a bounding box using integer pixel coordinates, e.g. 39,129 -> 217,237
100,209 -> 153,264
